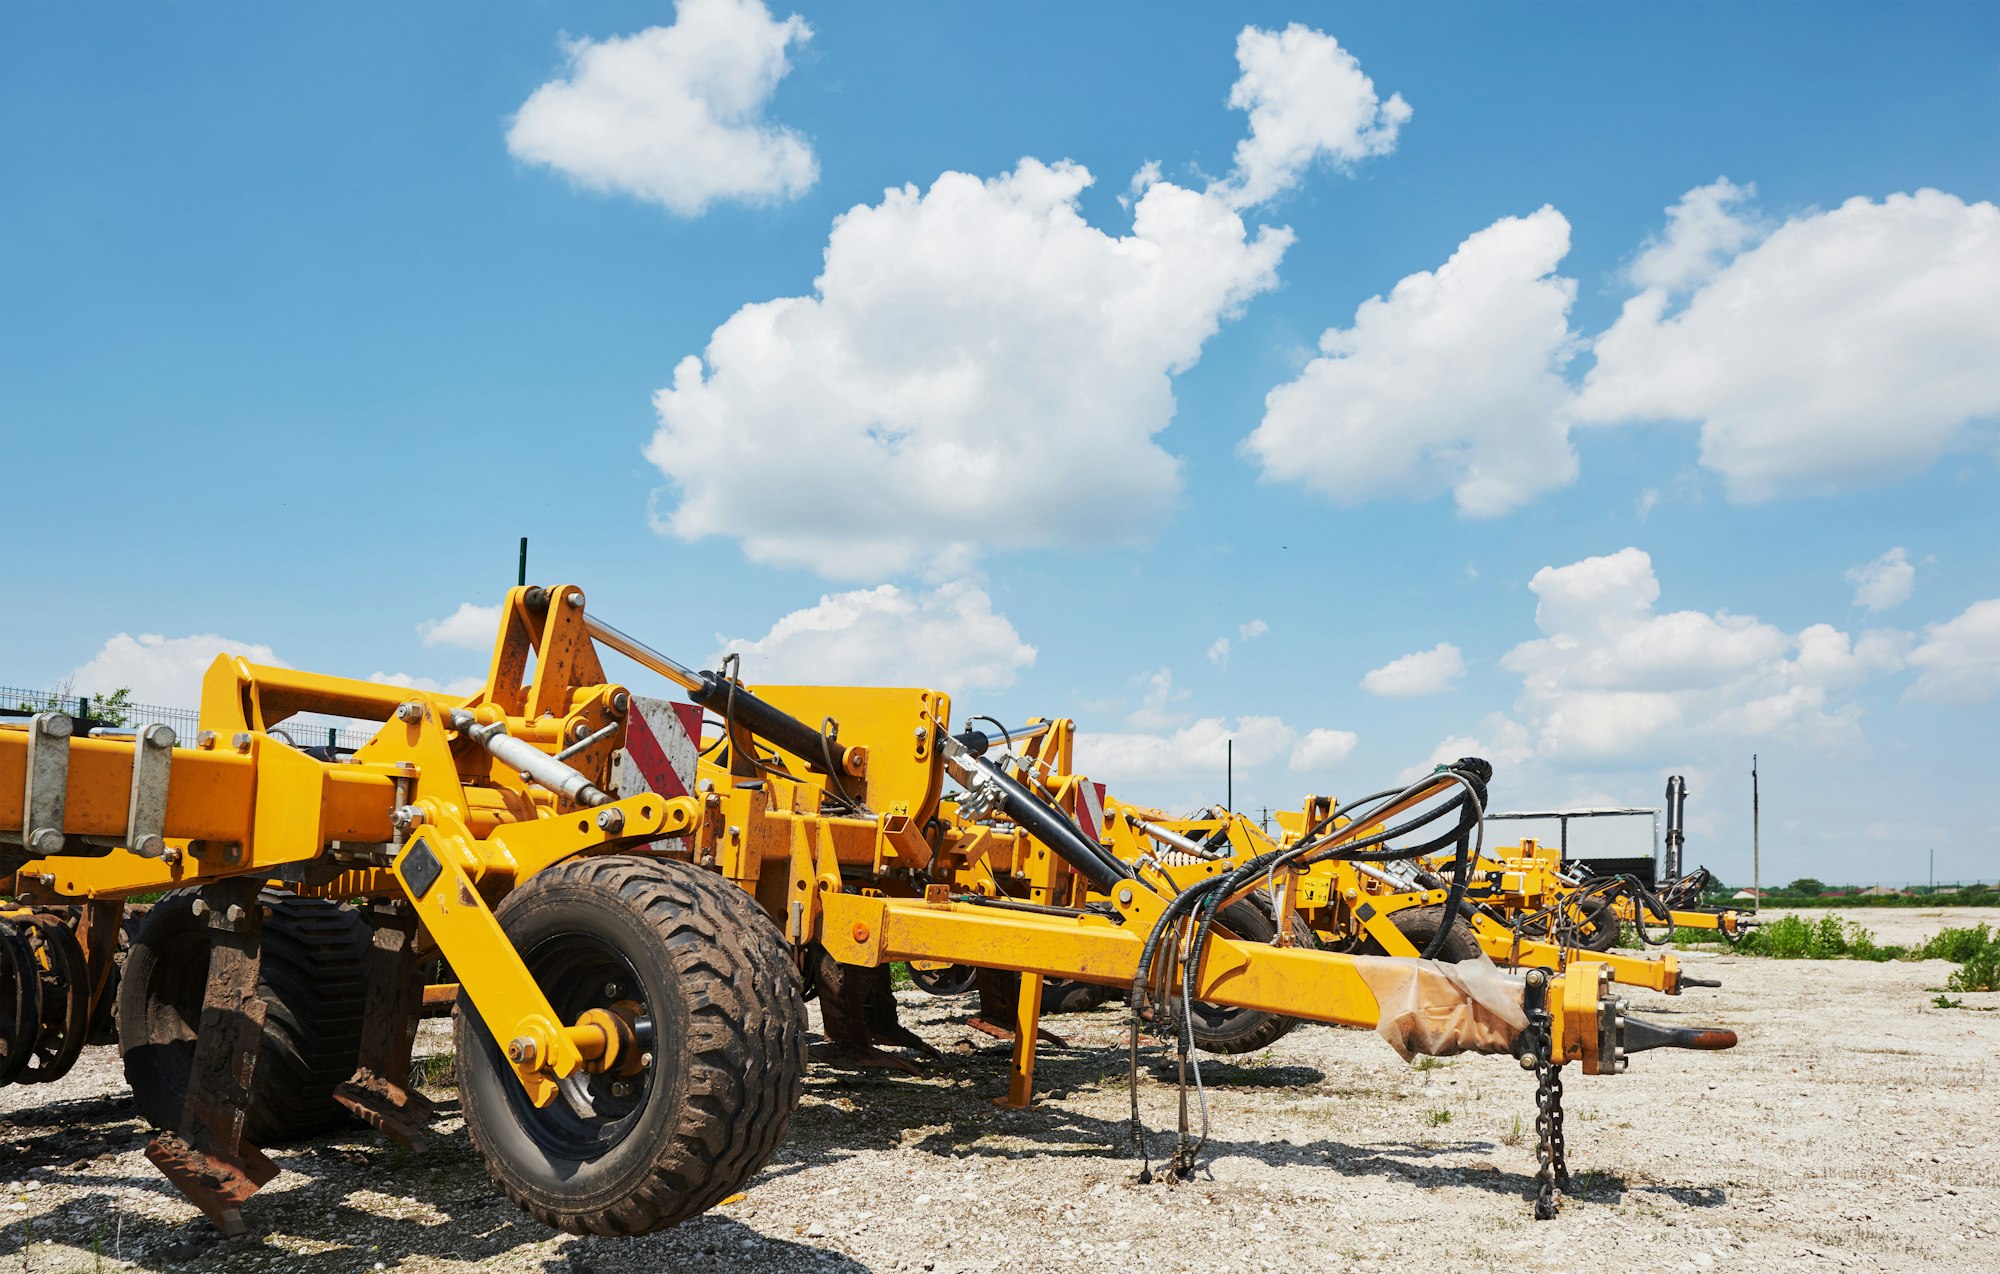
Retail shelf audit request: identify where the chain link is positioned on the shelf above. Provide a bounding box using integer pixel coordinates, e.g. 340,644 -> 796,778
1528,1005 -> 1569,1219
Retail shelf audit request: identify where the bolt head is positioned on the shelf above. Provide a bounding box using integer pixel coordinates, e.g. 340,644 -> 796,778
28,828 -> 65,854
609,692 -> 629,716
596,809 -> 626,834
604,982 -> 622,998
134,833 -> 166,858
191,898 -> 210,918
566,592 -> 584,609
224,903 -> 248,924
506,1036 -> 539,1066
232,732 -> 253,752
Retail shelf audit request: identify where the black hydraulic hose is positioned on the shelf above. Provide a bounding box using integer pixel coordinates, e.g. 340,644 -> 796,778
957,750 -> 1134,893
687,671 -> 843,770
1420,800 -> 1480,958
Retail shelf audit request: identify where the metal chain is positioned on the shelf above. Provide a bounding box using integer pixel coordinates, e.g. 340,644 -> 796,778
1529,1007 -> 1568,1219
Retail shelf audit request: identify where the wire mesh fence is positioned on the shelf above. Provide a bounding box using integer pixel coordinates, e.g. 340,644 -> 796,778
1,685 -> 376,751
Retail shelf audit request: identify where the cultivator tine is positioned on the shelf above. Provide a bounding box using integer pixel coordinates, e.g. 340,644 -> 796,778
334,902 -> 437,1150
144,880 -> 276,1238
1621,1016 -> 1739,1054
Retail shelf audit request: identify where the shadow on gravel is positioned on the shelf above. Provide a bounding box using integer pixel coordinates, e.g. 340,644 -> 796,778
27,1184 -> 872,1273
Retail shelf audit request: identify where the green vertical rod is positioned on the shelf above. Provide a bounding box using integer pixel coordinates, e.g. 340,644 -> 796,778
518,537 -> 528,587
1226,738 -> 1234,812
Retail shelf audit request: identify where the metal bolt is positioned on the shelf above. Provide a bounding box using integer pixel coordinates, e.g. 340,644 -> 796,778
162,847 -> 182,865
572,719 -> 592,741
396,702 -> 424,723
224,903 -> 248,925
133,833 -> 165,858
36,873 -> 54,886
610,1081 -> 633,1099
196,730 -> 217,750
1115,886 -> 1134,906
28,828 -> 65,854
232,732 -> 254,752
596,808 -> 626,835
506,1037 -> 539,1066
913,727 -> 928,740
566,592 -> 584,609
141,723 -> 176,748
609,692 -> 629,716
223,843 -> 242,863
191,898 -> 210,918
728,825 -> 741,841
604,982 -> 623,999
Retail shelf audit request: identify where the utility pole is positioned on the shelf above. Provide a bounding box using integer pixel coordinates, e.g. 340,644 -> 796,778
1930,847 -> 1934,895
1226,738 -> 1234,812
1751,754 -> 1760,914
518,537 -> 529,587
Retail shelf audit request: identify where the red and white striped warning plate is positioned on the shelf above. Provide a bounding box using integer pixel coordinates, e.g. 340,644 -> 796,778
1073,780 -> 1109,843
615,695 -> 703,800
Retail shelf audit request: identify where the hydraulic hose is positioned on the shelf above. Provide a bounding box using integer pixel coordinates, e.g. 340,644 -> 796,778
949,743 -> 1133,893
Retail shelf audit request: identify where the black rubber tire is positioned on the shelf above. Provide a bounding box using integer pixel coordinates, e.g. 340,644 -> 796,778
1041,977 -> 1115,1015
1358,904 -> 1482,963
908,963 -> 978,997
455,856 -> 807,1236
118,890 -> 369,1143
1576,897 -> 1622,952
1184,901 -> 1314,1056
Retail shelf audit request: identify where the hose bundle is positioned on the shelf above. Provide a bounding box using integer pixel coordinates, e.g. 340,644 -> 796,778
1123,758 -> 1492,1182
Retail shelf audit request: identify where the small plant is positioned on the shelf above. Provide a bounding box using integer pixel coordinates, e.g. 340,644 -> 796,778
1932,994 -> 1965,1009
412,1051 -> 457,1088
1500,1113 -> 1524,1146
1919,924 -> 1992,964
1426,1107 -> 1452,1126
1413,1056 -> 1444,1072
1945,933 -> 1999,993
890,962 -> 913,991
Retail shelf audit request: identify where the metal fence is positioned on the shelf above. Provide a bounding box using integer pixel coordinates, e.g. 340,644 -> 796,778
1,685 -> 376,751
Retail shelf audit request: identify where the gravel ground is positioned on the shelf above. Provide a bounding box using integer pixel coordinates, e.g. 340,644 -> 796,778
5,913 -> 1997,1273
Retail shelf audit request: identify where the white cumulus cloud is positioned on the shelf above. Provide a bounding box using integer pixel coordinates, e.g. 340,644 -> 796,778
1905,599 -> 2000,703
1212,23 -> 1410,209
67,633 -> 285,707
1576,187 -> 2000,500
1623,177 -> 1763,293
418,602 -> 503,650
506,0 -> 816,216
713,581 -> 1035,695
1207,618 -> 1271,668
1246,206 -> 1583,517
1499,548 -> 1905,762
1846,548 -> 1916,613
369,672 -> 486,697
1361,643 -> 1466,697
648,159 -> 1290,577
1289,727 -> 1359,772
1075,715 -> 1296,784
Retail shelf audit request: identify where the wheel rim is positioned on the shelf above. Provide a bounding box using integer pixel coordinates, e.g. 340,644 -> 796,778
496,934 -> 660,1160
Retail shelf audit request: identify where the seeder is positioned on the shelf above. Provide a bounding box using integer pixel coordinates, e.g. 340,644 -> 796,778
2,585 -> 1737,1236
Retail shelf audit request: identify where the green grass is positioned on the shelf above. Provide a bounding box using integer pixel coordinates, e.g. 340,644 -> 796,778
1615,916 -> 2000,990
412,1051 -> 457,1089
1425,1107 -> 1453,1126
890,962 -> 913,991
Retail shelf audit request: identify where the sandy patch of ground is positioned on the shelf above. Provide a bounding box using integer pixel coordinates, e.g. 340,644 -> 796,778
5,932 -> 1997,1273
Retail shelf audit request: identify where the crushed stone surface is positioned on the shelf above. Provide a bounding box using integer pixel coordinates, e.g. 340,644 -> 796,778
5,920 -> 1997,1272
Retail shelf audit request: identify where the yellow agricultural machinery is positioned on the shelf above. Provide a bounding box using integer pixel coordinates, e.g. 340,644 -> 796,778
1,585 -> 1737,1235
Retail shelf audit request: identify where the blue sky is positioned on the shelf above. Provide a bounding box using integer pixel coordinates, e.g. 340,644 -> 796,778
4,1 -> 1996,887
